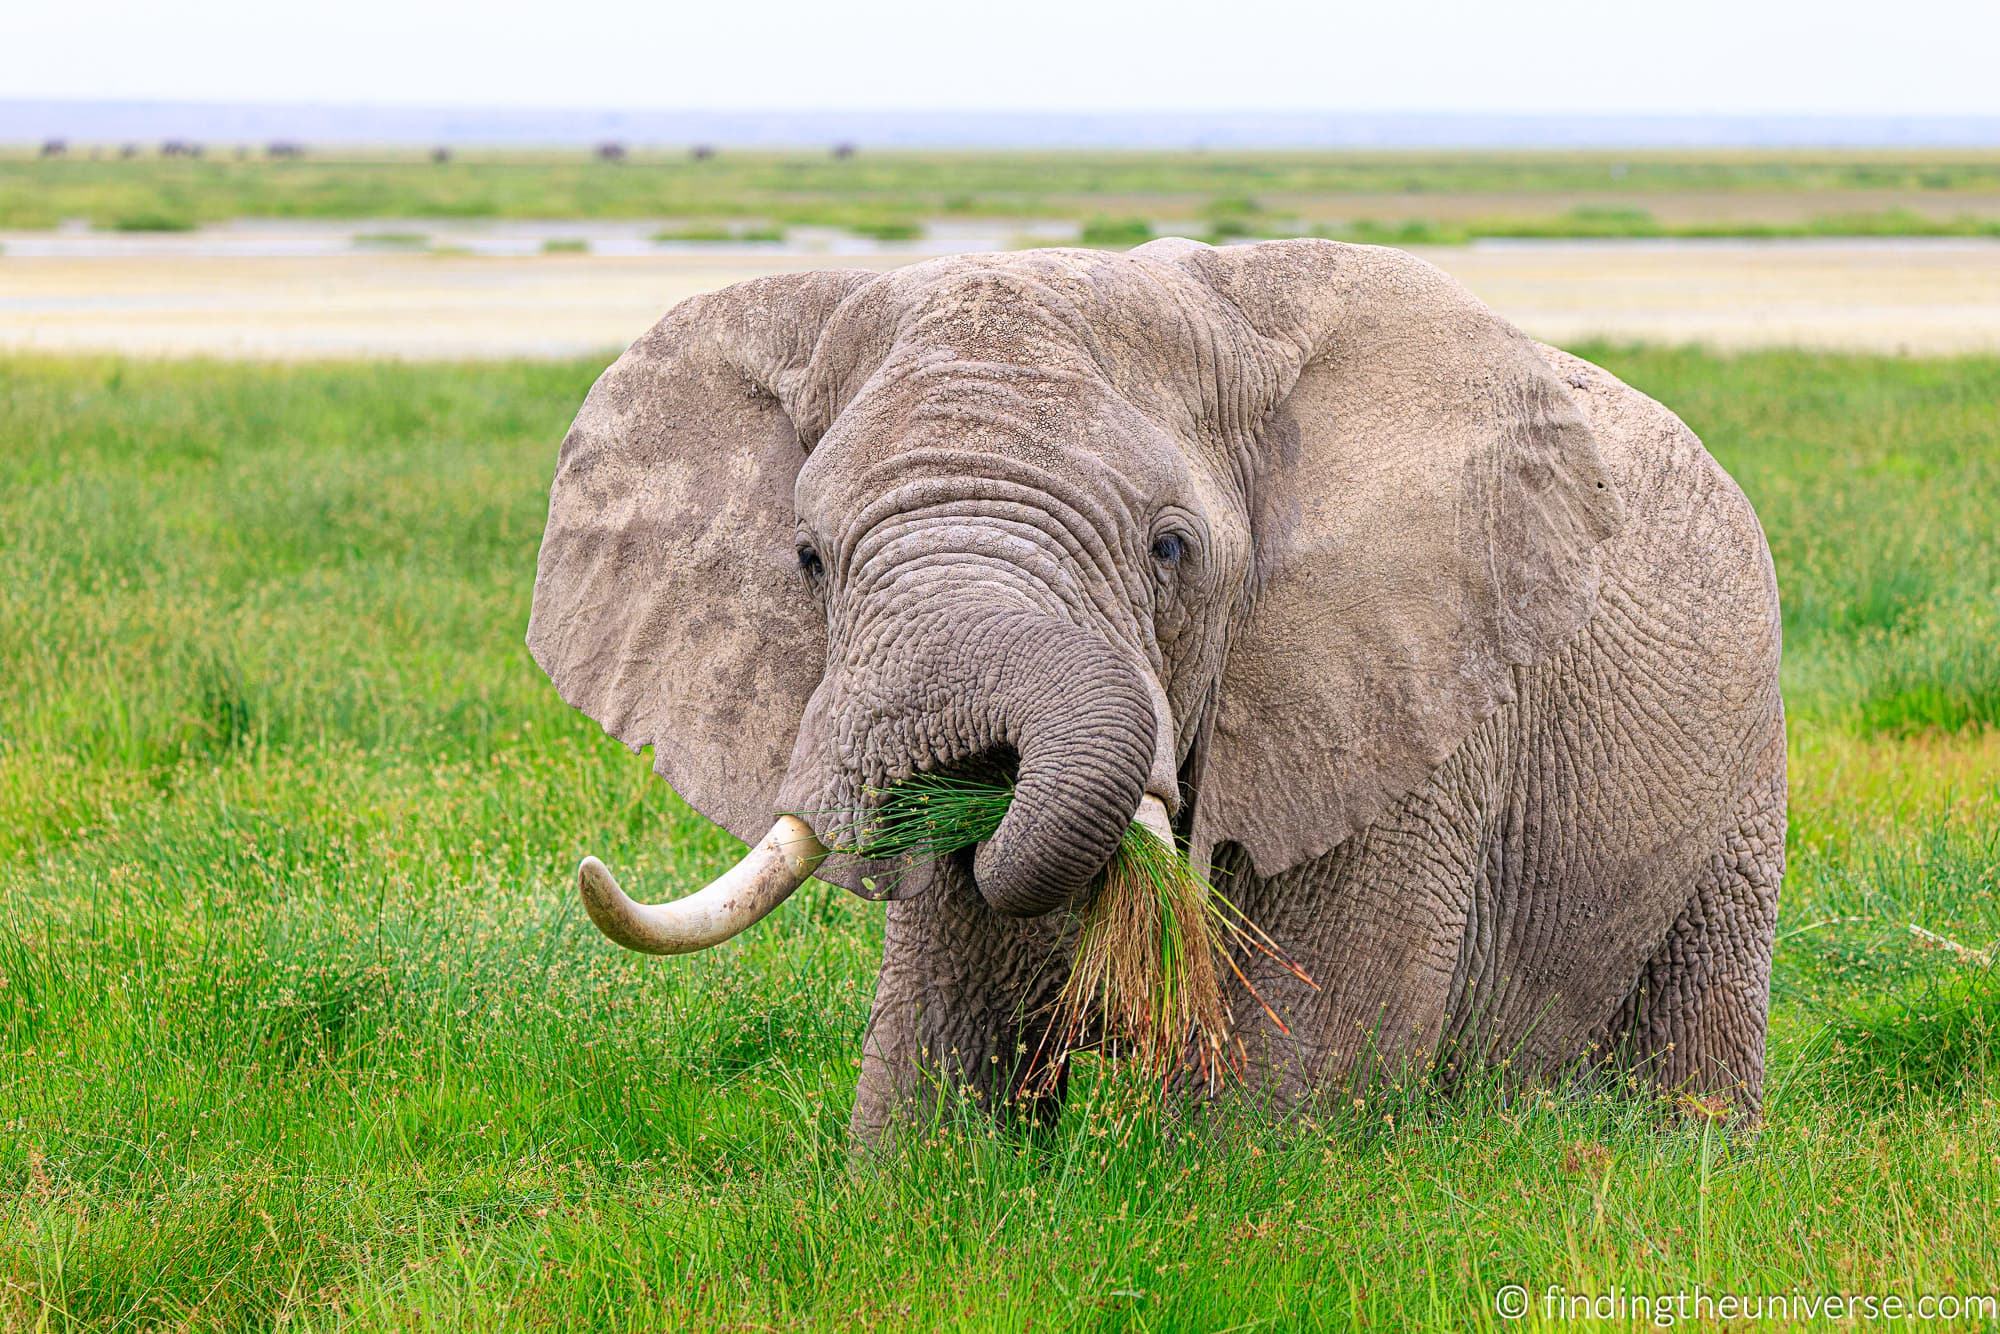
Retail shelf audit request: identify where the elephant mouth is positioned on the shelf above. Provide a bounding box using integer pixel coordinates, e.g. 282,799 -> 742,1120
798,609 -> 1158,919
837,748 -> 1021,890
569,776 -> 1182,960
570,607 -> 1165,953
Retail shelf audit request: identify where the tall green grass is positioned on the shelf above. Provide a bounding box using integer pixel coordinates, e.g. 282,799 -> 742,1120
2,350 -> 1996,1328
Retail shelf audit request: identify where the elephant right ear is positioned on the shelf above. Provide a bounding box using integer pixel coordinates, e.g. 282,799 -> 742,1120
527,271 -> 875,848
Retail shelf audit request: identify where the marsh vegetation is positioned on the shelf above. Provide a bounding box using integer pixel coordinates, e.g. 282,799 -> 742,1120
2,348 -> 1996,1327
8,148 -> 2000,243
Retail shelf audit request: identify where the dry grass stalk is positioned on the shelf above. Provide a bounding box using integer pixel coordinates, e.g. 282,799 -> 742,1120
832,776 -> 1316,1094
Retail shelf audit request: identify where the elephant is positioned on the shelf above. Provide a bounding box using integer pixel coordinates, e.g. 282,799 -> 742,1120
527,239 -> 1785,1141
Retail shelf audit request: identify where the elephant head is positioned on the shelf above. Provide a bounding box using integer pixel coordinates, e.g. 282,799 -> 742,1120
527,240 -> 1622,952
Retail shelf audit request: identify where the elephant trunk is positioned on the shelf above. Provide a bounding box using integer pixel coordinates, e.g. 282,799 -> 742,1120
947,610 -> 1157,917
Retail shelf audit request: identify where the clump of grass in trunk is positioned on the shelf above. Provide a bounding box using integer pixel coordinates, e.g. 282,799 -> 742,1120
838,773 -> 1016,864
832,774 -> 1313,1093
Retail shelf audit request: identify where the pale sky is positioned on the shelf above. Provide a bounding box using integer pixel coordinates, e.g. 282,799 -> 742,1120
8,0 -> 1999,115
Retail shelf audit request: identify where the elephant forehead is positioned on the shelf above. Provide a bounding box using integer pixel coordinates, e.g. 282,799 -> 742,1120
803,357 -> 1189,507
801,249 -> 1263,437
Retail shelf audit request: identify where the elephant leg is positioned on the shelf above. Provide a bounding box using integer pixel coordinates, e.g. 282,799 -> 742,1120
1204,717 -> 1515,1106
849,860 -> 1075,1145
1209,814 -> 1481,1106
1603,733 -> 1785,1118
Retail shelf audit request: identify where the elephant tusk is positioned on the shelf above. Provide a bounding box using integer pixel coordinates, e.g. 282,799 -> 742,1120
1134,793 -> 1177,848
576,815 -> 828,955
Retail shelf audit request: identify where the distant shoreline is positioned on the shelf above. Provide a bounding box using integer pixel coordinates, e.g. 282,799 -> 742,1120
8,99 -> 2000,149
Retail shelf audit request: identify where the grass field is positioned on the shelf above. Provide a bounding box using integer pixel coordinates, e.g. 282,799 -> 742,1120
2,348 -> 1997,1329
9,149 -> 2000,241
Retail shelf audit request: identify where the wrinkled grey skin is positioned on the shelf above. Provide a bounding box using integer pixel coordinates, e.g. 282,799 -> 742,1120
528,240 -> 1784,1139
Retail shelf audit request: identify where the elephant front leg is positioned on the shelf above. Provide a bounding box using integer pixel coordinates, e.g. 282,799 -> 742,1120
849,861 -> 1075,1145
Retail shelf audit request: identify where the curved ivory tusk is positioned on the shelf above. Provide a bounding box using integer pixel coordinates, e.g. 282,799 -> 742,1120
577,815 -> 828,956
1134,793 -> 1176,847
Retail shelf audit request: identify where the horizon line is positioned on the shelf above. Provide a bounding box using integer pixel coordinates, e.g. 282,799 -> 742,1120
8,99 -> 1999,151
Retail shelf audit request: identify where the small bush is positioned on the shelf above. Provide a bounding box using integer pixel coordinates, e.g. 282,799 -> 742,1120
850,220 -> 922,242
1334,218 -> 1467,246
651,224 -> 786,244
1079,216 -> 1154,248
352,231 -> 430,250
1203,194 -> 1263,219
108,211 -> 198,233
540,237 -> 589,254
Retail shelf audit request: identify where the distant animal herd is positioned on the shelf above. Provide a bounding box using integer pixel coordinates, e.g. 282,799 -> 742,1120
33,139 -> 866,162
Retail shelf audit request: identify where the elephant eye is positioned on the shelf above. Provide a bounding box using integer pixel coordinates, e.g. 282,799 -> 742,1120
1150,533 -> 1186,566
797,542 -> 824,578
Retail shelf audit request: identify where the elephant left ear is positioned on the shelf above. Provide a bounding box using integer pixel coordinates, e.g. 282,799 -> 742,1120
1154,239 -> 1625,877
